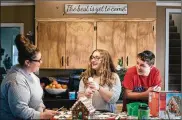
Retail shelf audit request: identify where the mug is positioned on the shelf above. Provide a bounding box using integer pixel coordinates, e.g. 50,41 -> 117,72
138,104 -> 150,120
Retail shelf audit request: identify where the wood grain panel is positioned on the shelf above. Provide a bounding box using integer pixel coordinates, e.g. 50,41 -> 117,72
137,21 -> 155,54
149,21 -> 156,57
125,22 -> 138,68
37,22 -> 49,68
66,22 -> 94,69
97,22 -> 126,67
37,21 -> 66,68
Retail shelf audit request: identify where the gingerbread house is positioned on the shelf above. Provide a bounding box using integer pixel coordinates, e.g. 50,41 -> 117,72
167,96 -> 181,116
70,97 -> 96,120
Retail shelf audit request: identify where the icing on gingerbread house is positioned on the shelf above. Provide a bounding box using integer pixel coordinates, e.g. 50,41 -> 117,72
167,96 -> 181,116
71,97 -> 95,119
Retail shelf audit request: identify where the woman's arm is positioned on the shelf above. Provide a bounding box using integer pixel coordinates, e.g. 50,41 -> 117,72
125,87 -> 153,100
8,80 -> 57,119
78,79 -> 96,99
37,102 -> 46,112
8,81 -> 41,119
97,85 -> 113,102
94,73 -> 121,103
77,80 -> 85,98
78,79 -> 90,98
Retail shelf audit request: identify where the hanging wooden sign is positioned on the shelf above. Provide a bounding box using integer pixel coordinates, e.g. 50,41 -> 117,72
65,4 -> 127,15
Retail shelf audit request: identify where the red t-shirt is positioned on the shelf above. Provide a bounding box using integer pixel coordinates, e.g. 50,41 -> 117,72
122,66 -> 162,111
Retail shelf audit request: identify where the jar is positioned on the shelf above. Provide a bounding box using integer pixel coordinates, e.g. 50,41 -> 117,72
138,104 -> 150,120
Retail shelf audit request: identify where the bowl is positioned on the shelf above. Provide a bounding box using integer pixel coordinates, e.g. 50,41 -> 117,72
45,88 -> 66,95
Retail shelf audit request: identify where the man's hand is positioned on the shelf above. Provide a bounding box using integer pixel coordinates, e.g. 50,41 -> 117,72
146,87 -> 154,93
153,85 -> 161,92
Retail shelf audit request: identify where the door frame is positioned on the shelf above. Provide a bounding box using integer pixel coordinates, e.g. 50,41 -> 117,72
165,9 -> 181,91
1,23 -> 24,34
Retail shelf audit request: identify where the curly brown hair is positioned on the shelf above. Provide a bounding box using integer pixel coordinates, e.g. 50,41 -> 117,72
14,34 -> 40,66
81,49 -> 116,88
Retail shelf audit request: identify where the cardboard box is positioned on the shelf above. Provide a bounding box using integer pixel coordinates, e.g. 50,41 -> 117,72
149,91 -> 182,119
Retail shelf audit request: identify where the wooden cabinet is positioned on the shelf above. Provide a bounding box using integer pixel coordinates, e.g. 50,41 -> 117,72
125,22 -> 138,68
37,21 -> 94,69
36,19 -> 156,69
97,21 -> 126,67
66,22 -> 95,69
37,21 -> 66,69
136,21 -> 156,55
97,21 -> 156,68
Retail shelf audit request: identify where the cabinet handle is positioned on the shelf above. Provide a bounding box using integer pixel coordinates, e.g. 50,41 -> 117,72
61,56 -> 64,66
67,57 -> 69,66
126,56 -> 128,66
121,57 -> 123,66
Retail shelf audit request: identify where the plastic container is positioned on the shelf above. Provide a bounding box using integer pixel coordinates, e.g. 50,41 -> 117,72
138,104 -> 150,120
69,91 -> 76,100
127,102 -> 141,116
127,102 -> 149,117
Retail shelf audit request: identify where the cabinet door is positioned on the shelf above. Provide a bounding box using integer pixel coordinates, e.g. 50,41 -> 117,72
97,21 -> 156,68
125,22 -> 138,68
123,21 -> 156,68
66,22 -> 95,69
137,21 -> 156,55
97,22 -> 126,67
37,21 -> 66,69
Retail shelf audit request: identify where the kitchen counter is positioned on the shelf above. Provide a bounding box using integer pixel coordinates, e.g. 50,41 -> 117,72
54,110 -> 128,119
53,110 -> 160,120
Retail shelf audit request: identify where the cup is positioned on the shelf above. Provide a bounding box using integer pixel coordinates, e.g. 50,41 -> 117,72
138,104 -> 150,120
69,91 -> 76,100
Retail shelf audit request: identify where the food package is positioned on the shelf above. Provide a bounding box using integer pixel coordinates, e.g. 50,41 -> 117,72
149,91 -> 182,119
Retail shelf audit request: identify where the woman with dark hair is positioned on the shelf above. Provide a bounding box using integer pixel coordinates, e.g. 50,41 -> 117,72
78,49 -> 121,113
0,34 -> 57,119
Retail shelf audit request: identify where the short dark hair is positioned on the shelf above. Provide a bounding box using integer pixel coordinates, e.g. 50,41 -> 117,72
137,50 -> 155,66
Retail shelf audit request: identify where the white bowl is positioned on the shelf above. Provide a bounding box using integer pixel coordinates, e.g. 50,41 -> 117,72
45,88 -> 66,95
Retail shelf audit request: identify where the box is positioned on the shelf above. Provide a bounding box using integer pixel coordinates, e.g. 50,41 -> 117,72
149,91 -> 182,119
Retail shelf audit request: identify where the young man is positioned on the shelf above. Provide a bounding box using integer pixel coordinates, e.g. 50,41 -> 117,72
122,50 -> 162,111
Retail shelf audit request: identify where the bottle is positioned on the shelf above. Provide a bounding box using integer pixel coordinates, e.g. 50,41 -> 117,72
138,104 -> 150,120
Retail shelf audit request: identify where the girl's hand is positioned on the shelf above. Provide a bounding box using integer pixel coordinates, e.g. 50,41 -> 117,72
88,81 -> 99,91
85,88 -> 95,98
